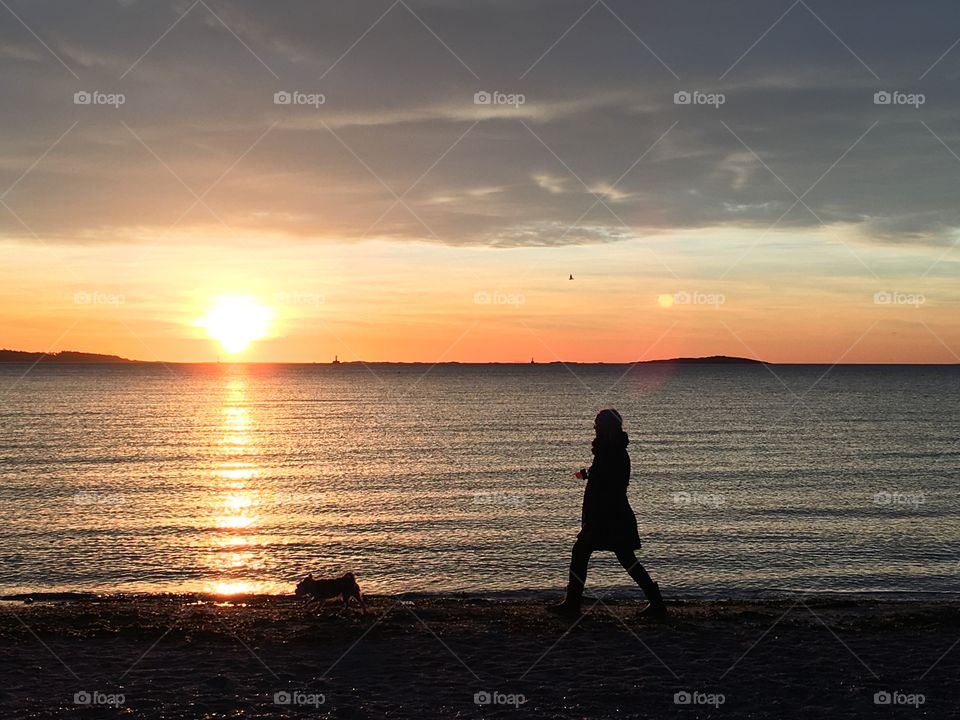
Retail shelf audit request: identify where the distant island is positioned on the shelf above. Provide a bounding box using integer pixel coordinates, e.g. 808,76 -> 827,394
643,355 -> 765,365
0,349 -> 139,363
0,349 -> 765,365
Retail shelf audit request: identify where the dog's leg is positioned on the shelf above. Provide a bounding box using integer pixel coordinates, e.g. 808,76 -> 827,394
298,597 -> 316,616
357,591 -> 367,614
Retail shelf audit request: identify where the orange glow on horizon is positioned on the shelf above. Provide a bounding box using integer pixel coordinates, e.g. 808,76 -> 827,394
2,234 -> 957,364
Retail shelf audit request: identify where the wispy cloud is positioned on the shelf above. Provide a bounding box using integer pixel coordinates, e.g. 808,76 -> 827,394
0,0 -> 958,250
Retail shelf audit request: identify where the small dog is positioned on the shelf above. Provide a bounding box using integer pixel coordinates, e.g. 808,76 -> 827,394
295,572 -> 367,613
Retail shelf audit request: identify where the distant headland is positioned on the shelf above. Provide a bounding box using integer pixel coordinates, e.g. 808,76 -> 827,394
0,349 -> 140,363
0,349 -> 766,365
642,355 -> 764,365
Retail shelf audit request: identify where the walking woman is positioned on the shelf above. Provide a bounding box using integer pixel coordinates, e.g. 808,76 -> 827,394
550,408 -> 667,618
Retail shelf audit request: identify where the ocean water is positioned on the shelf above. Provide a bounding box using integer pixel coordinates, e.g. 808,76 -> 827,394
0,362 -> 957,598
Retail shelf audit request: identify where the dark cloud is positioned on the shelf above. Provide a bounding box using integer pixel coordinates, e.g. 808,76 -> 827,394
1,0 -> 959,247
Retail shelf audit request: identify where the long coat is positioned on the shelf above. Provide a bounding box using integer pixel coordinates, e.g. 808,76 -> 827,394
577,445 -> 642,551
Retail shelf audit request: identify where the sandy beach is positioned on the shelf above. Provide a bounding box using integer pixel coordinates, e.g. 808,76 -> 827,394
0,593 -> 957,718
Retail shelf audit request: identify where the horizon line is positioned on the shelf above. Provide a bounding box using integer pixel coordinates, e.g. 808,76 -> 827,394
1,349 -> 958,366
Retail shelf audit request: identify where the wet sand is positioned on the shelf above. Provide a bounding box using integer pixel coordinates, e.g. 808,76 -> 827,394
0,593 -> 958,718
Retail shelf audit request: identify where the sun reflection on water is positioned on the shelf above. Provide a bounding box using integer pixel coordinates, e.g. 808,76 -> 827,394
210,580 -> 258,596
206,370 -> 268,595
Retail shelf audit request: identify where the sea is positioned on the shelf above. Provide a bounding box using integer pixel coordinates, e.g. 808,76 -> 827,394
0,362 -> 957,598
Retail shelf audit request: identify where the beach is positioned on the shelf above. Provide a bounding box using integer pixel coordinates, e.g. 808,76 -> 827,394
1,593 -> 956,718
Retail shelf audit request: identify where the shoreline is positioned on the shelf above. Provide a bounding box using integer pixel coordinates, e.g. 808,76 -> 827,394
2,594 -> 958,718
5,587 -> 960,604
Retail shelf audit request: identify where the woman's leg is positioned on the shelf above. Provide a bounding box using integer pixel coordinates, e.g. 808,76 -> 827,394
614,549 -> 654,587
549,539 -> 592,616
567,538 -> 593,604
614,549 -> 667,616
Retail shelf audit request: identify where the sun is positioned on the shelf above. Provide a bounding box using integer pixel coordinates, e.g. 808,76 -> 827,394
198,296 -> 272,354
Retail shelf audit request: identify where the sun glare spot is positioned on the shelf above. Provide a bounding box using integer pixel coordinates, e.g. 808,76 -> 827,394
209,581 -> 256,596
198,296 -> 272,354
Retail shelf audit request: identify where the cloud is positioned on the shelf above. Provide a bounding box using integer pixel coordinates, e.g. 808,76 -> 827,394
0,0 -> 958,250
0,42 -> 46,63
588,182 -> 632,203
533,172 -> 569,195
487,221 -> 635,248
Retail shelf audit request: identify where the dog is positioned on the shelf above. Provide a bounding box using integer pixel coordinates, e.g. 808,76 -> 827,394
295,572 -> 367,613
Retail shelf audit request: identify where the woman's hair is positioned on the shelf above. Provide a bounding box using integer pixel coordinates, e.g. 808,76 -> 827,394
592,408 -> 629,453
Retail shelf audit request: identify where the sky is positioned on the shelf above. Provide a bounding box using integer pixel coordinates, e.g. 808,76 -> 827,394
0,0 -> 958,363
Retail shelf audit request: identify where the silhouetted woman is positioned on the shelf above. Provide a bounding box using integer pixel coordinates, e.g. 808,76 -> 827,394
550,408 -> 666,618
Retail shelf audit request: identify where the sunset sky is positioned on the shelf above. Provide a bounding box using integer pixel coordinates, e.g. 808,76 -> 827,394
1,0 -> 958,362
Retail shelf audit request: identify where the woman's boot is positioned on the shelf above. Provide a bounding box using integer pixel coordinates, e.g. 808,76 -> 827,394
637,581 -> 668,619
548,579 -> 583,618
548,567 -> 586,618
550,543 -> 590,617
623,560 -> 668,618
